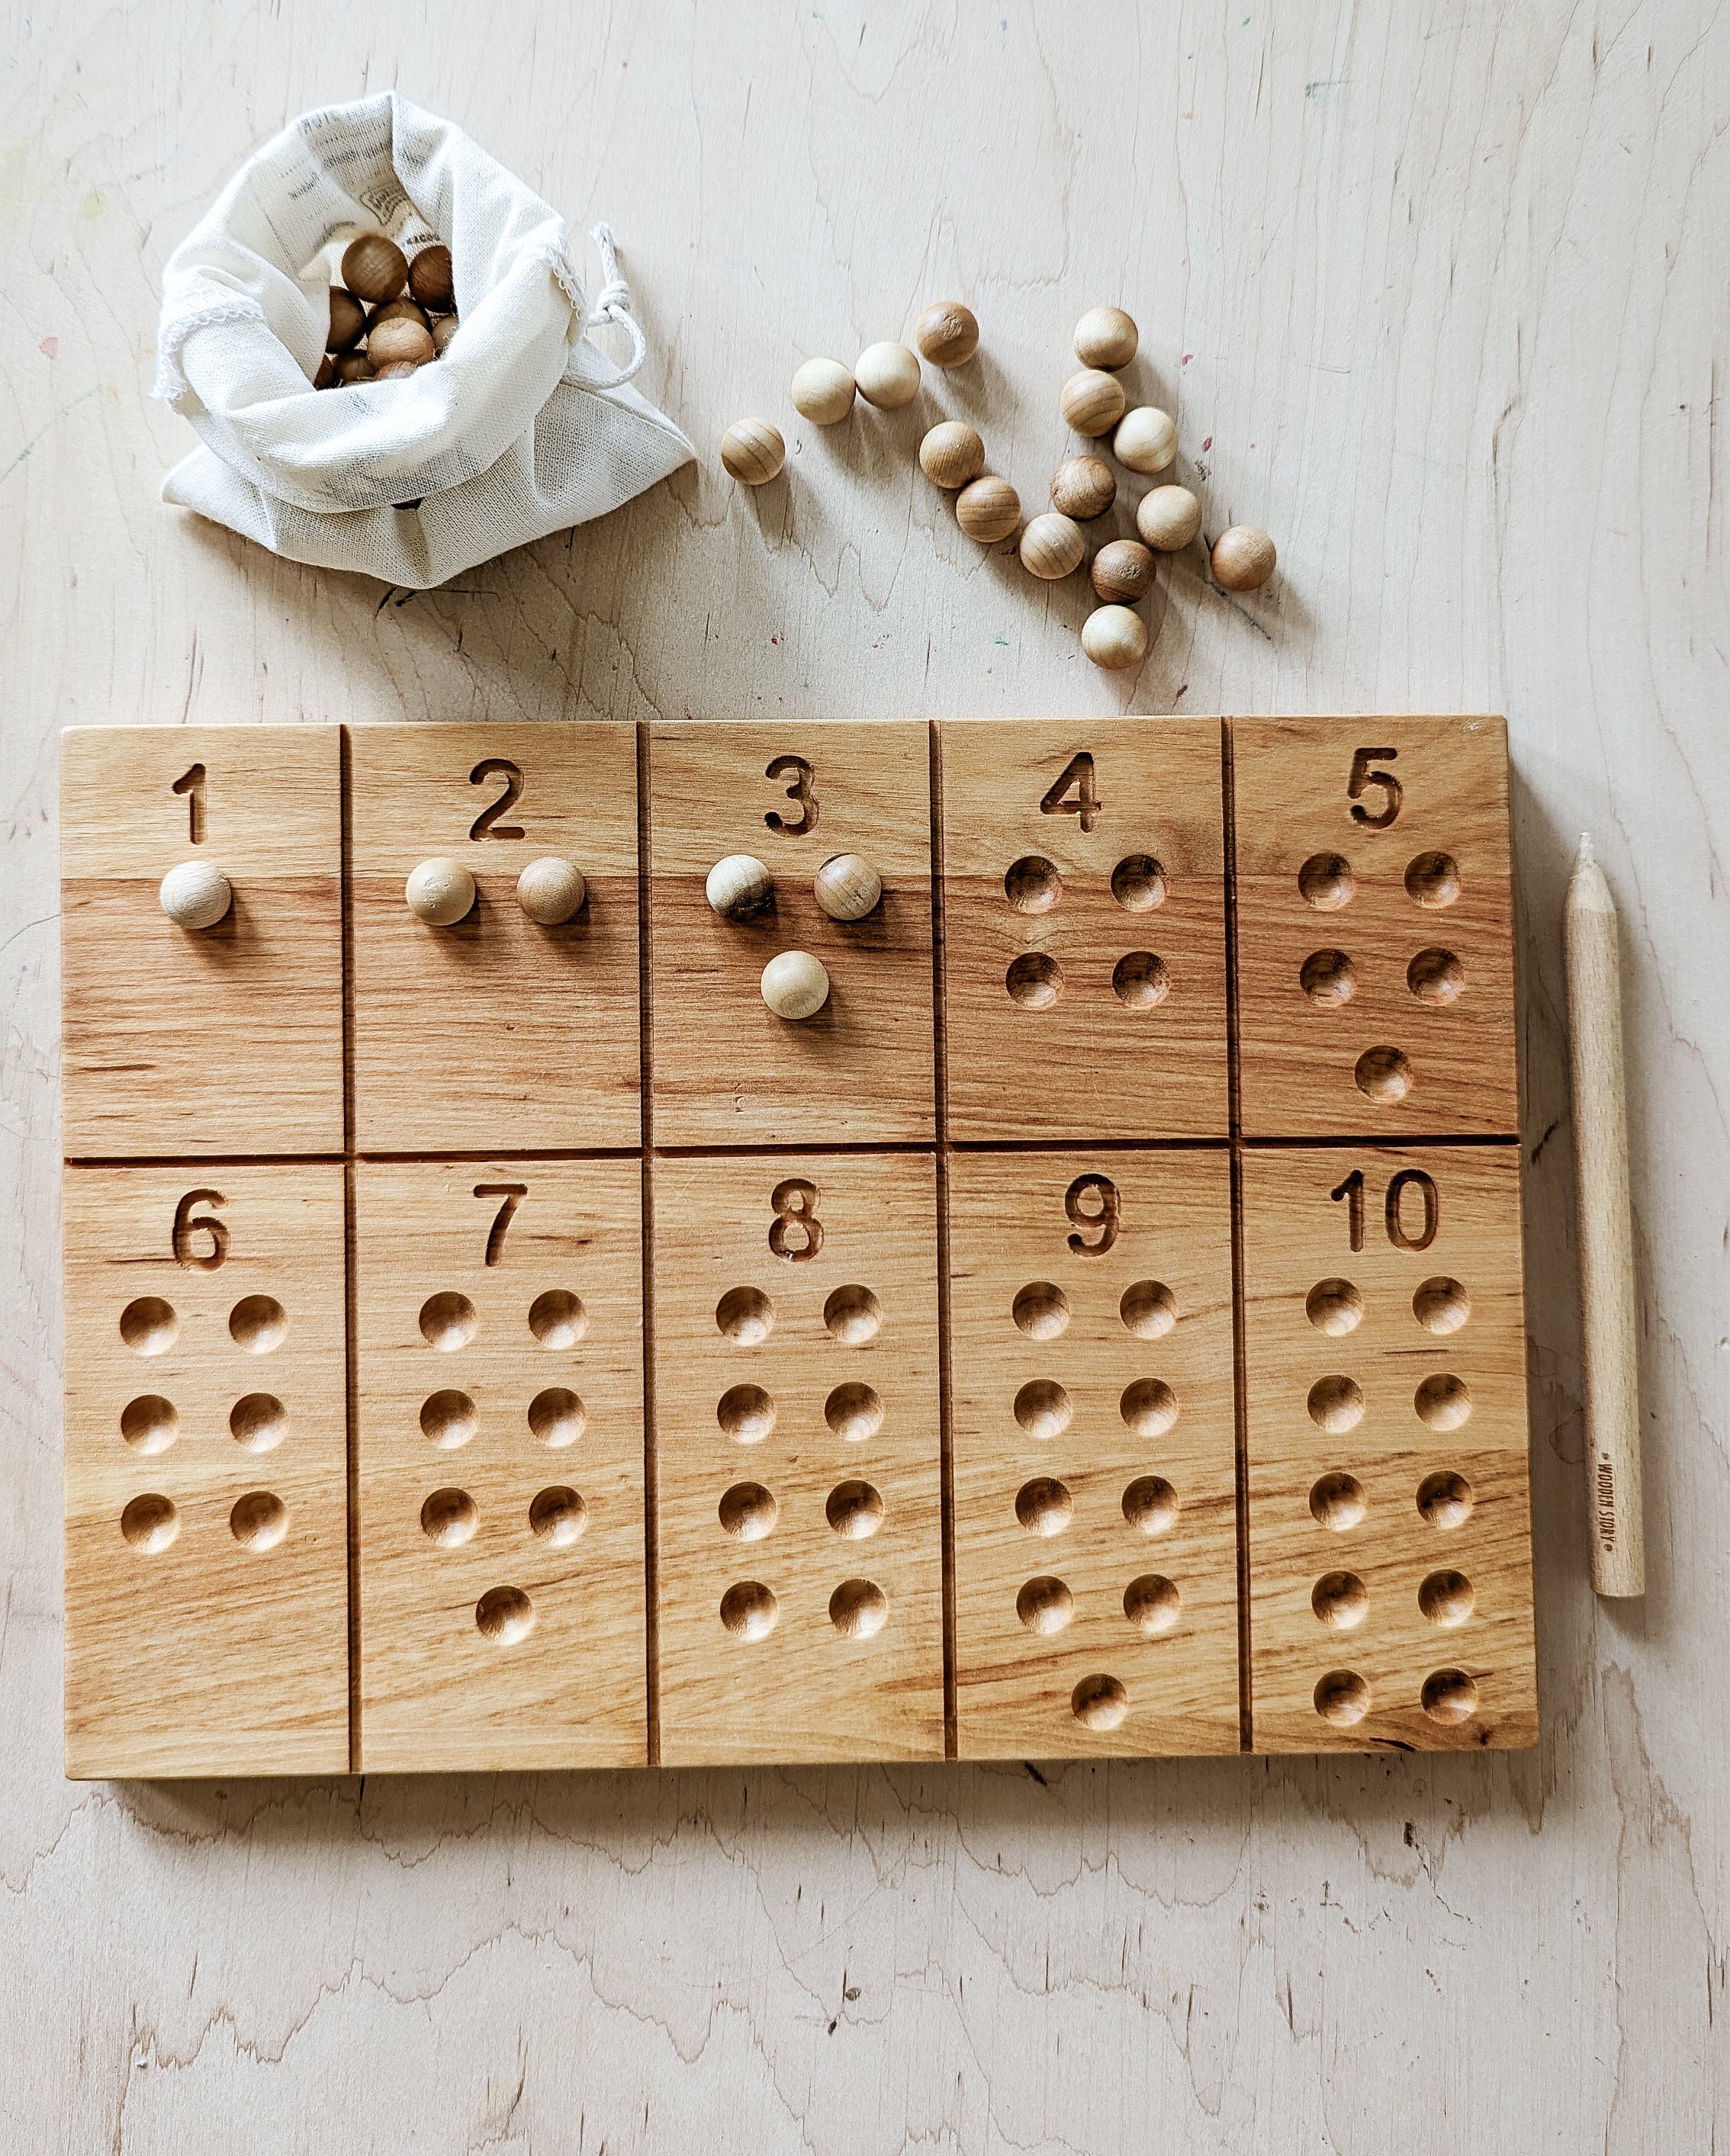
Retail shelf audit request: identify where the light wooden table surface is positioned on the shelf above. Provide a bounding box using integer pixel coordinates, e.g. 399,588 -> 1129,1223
5,3 -> 1725,2148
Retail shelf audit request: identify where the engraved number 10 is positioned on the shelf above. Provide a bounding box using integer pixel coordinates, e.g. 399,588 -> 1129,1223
1330,1166 -> 1439,1252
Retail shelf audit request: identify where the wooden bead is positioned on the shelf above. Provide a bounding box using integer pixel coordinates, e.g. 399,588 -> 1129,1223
721,420 -> 785,485
340,232 -> 407,304
1050,455 -> 1116,520
405,858 -> 475,926
915,300 -> 979,368
516,856 -> 586,924
368,297 -> 429,333
1018,512 -> 1085,580
955,475 -> 1021,543
158,860 -> 231,931
368,317 -> 436,369
1074,306 -> 1138,369
791,357 -> 856,425
429,312 -> 460,355
1211,524 -> 1278,590
814,853 -> 882,921
1082,604 -> 1148,670
854,342 -> 921,409
336,352 -> 377,385
1090,538 -> 1156,605
1136,484 -> 1203,551
761,949 -> 830,1021
706,853 -> 773,919
313,354 -> 336,390
1060,368 -> 1127,438
327,288 -> 366,352
918,421 -> 986,489
408,243 -> 455,313
373,361 -> 422,381
1114,405 -> 1178,475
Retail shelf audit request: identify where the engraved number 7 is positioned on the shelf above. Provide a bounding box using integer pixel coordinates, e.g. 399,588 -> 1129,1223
474,1183 -> 528,1265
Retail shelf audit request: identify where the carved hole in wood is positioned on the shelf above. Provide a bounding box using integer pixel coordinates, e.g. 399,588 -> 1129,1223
1110,854 -> 1166,911
825,1382 -> 883,1442
1003,855 -> 1063,912
719,1580 -> 778,1640
417,1292 -> 475,1352
420,1488 -> 478,1546
1122,1476 -> 1179,1534
1015,1476 -> 1072,1534
120,1296 -> 178,1355
1298,853 -> 1355,909
1016,1576 -> 1075,1634
1314,1669 -> 1371,1725
1119,1280 -> 1177,1338
825,1480 -> 884,1538
1307,1374 -> 1365,1434
822,1284 -> 883,1344
229,1295 -> 288,1354
1005,952 -> 1063,1008
1300,949 -> 1357,1005
715,1285 -> 774,1344
1408,946 -> 1465,1003
1414,1373 -> 1472,1430
1310,1570 -> 1368,1630
1421,1669 -> 1479,1723
1419,1569 -> 1474,1626
719,1483 -> 778,1540
1413,1277 -> 1471,1335
1071,1674 -> 1128,1730
475,1585 -> 535,1644
1111,952 -> 1169,1008
1405,850 -> 1461,908
527,1387 -> 585,1447
1013,1380 -> 1072,1439
829,1579 -> 888,1637
719,1383 -> 777,1443
1123,1574 -> 1181,1636
528,1289 -> 587,1348
229,1393 -> 286,1452
120,1493 -> 178,1551
1309,1471 -> 1366,1530
1120,1378 -> 1179,1437
121,1395 -> 178,1454
1304,1278 -> 1364,1335
230,1490 -> 287,1550
420,1389 -> 478,1449
1354,1045 -> 1413,1103
529,1486 -> 587,1545
1416,1469 -> 1474,1528
1011,1282 -> 1071,1341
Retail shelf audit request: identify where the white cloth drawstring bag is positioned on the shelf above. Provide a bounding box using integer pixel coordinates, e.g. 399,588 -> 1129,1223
153,92 -> 693,587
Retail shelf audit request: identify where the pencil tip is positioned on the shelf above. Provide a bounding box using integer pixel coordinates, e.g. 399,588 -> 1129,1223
1574,831 -> 1594,871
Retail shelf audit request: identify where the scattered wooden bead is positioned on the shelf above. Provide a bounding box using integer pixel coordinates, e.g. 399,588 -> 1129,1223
721,420 -> 785,485
406,858 -> 475,926
429,313 -> 460,355
368,297 -> 429,333
516,856 -> 587,924
915,300 -> 979,368
814,853 -> 882,921
327,288 -> 366,352
791,357 -> 856,425
341,232 -> 407,304
1114,405 -> 1178,475
919,421 -> 986,489
1019,512 -> 1085,580
1211,524 -> 1278,590
159,860 -> 231,930
706,853 -> 774,918
313,354 -> 336,390
1060,368 -> 1127,437
368,317 -> 436,369
374,360 -> 423,381
408,243 -> 455,313
761,949 -> 830,1021
1136,484 -> 1203,551
1091,538 -> 1156,605
955,475 -> 1021,543
1074,306 -> 1138,369
335,352 -> 376,385
854,342 -> 921,408
1082,605 -> 1148,670
1050,455 -> 1116,520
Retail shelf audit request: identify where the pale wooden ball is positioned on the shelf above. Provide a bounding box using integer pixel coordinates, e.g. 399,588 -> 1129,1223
955,475 -> 1021,543
408,243 -> 455,313
341,232 -> 407,304
791,357 -> 856,425
915,300 -> 979,368
429,312 -> 460,355
159,860 -> 232,930
814,853 -> 882,921
1082,605 -> 1149,671
1050,455 -> 1116,520
374,361 -> 422,381
406,857 -> 476,926
516,856 -> 587,924
919,421 -> 986,489
706,853 -> 774,919
368,317 -> 436,369
721,420 -> 785,485
1211,524 -> 1278,590
1136,484 -> 1203,551
1114,405 -> 1179,475
368,297 -> 429,333
1091,538 -> 1156,605
1060,368 -> 1127,437
761,949 -> 831,1022
1019,512 -> 1085,580
1074,306 -> 1138,369
336,352 -> 376,386
327,288 -> 366,352
854,342 -> 921,409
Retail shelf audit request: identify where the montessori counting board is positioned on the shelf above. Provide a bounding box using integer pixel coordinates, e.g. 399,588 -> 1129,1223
59,717 -> 1536,1777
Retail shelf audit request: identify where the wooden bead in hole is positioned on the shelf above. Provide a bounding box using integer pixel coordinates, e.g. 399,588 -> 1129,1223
854,342 -> 920,408
915,300 -> 979,368
791,357 -> 856,425
327,288 -> 366,352
341,232 -> 407,304
1082,606 -> 1148,670
516,856 -> 586,924
368,317 -> 436,369
919,422 -> 986,489
1018,512 -> 1085,580
430,313 -> 460,355
408,243 -> 455,313
814,853 -> 882,921
1091,538 -> 1156,605
955,475 -> 1021,542
1212,525 -> 1278,590
1074,306 -> 1138,369
1114,406 -> 1178,475
706,854 -> 773,919
721,420 -> 785,485
761,949 -> 830,1021
1136,485 -> 1202,551
1050,455 -> 1116,520
159,860 -> 232,930
1060,369 -> 1127,437
406,858 -> 475,926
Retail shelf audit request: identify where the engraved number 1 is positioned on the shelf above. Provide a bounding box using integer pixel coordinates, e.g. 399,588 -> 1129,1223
172,763 -> 207,843
1330,1169 -> 1366,1252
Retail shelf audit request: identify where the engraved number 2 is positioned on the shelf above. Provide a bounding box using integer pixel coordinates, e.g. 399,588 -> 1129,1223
1346,747 -> 1403,829
469,759 -> 526,840
172,1188 -> 228,1270
1065,1173 -> 1120,1256
764,755 -> 818,835
769,1178 -> 823,1261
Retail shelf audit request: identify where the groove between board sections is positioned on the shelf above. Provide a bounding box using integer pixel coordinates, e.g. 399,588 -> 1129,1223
929,717 -> 958,1759
1221,718 -> 1252,1752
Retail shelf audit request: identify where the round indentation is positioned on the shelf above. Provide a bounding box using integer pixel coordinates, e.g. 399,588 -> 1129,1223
719,1580 -> 779,1640
1406,850 -> 1461,908
1421,1668 -> 1479,1724
119,1296 -> 178,1355
120,1493 -> 178,1552
527,1387 -> 584,1448
1012,1282 -> 1071,1341
1111,952 -> 1170,1009
1119,1280 -> 1178,1338
1005,953 -> 1063,1008
1016,1576 -> 1075,1634
1355,1045 -> 1413,1103
1304,1278 -> 1364,1336
420,1488 -> 478,1546
1298,853 -> 1355,910
823,1284 -> 883,1345
1416,1469 -> 1474,1529
719,1481 -> 779,1540
528,1289 -> 587,1348
529,1486 -> 587,1546
825,1382 -> 883,1443
1120,1378 -> 1179,1438
1004,855 -> 1063,913
229,1294 -> 288,1353
229,1393 -> 287,1453
417,1292 -> 475,1352
1408,947 -> 1465,1004
1300,949 -> 1358,1006
1122,1476 -> 1179,1534
719,1383 -> 777,1443
1111,854 -> 1167,911
1310,1570 -> 1369,1630
230,1489 -> 288,1550
825,1480 -> 884,1538
1415,1374 -> 1472,1431
1014,1380 -> 1072,1440
1015,1476 -> 1073,1535
715,1285 -> 773,1344
1309,1470 -> 1367,1531
1413,1277 -> 1471,1335
476,1585 -> 535,1644
1307,1375 -> 1365,1434
1314,1669 -> 1371,1726
1124,1574 -> 1182,1636
1419,1569 -> 1474,1627
830,1579 -> 889,1637
121,1395 -> 178,1454
1072,1674 -> 1129,1730
420,1389 -> 478,1449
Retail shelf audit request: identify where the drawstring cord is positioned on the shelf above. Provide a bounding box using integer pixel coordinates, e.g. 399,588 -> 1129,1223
576,221 -> 648,387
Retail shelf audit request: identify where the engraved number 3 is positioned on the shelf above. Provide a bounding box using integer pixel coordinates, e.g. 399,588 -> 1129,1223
764,755 -> 818,835
769,1178 -> 824,1261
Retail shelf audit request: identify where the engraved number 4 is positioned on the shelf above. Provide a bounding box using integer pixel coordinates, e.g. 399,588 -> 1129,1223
1040,752 -> 1101,833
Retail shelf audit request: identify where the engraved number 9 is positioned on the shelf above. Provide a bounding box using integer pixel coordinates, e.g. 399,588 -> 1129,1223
1065,1173 -> 1120,1257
